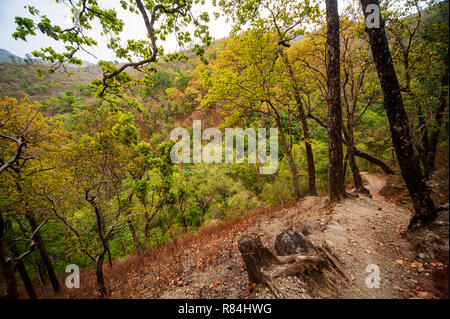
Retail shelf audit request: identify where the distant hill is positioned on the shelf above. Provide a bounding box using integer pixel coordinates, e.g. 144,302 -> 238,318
0,47 -> 105,102
0,60 -> 101,101
0,48 -> 97,67
0,49 -> 23,62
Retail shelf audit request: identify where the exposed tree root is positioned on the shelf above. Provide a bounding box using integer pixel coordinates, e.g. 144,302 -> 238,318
238,231 -> 350,298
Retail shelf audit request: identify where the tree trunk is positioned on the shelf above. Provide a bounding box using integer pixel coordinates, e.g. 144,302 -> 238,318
280,50 -> 317,196
428,53 -> 449,171
360,0 -> 436,228
348,148 -> 370,196
352,145 -> 395,174
33,261 -> 47,298
0,242 -> 17,299
275,114 -> 301,200
237,233 -> 286,298
16,258 -> 37,299
162,207 -> 175,241
95,253 -> 107,297
344,128 -> 371,196
89,197 -> 113,269
25,212 -> 60,293
153,231 -> 159,247
10,241 -> 37,299
0,212 -> 18,299
143,210 -> 156,252
144,222 -> 150,252
326,0 -> 345,202
179,205 -> 189,233
417,104 -> 431,179
343,150 -> 349,178
127,218 -> 143,256
238,231 -> 348,299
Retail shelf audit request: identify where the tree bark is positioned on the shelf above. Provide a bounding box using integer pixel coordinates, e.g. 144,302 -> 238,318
87,193 -> 113,294
16,258 -> 37,299
0,241 -> 17,299
238,232 -> 348,299
162,207 -> 175,241
428,53 -> 449,171
33,261 -> 47,298
143,209 -> 157,252
95,253 -> 107,297
237,233 -> 285,298
326,0 -> 345,202
10,241 -> 37,299
25,212 -> 60,293
360,0 -> 436,228
343,128 -> 371,196
352,145 -> 395,174
0,212 -> 18,299
348,148 -> 370,196
417,103 -> 431,179
127,218 -> 143,256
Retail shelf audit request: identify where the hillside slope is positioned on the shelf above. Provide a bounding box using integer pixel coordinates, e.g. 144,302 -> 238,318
39,171 -> 448,299
0,61 -> 101,101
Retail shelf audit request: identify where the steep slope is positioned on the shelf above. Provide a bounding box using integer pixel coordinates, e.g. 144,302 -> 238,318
42,171 -> 448,299
159,172 -> 445,299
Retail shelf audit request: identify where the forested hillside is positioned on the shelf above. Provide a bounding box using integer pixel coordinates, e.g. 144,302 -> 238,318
0,61 -> 101,101
0,0 -> 448,300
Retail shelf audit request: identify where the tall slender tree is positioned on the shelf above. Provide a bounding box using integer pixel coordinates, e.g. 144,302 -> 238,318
326,0 -> 345,201
359,0 -> 436,228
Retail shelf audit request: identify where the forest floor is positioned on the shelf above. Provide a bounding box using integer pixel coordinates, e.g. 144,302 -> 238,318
41,171 -> 449,299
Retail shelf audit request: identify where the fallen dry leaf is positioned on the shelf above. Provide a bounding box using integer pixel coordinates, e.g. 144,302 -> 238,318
417,291 -> 429,298
395,259 -> 404,265
394,285 -> 404,292
411,261 -> 423,268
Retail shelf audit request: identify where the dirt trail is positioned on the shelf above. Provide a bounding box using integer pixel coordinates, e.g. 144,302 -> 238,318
360,171 -> 387,193
311,172 -> 417,298
156,171 -> 445,299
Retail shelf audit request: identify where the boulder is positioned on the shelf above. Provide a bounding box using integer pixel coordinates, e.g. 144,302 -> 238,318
274,228 -> 315,256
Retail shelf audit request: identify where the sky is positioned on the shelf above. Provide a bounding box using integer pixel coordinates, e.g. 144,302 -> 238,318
0,0 -> 349,63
